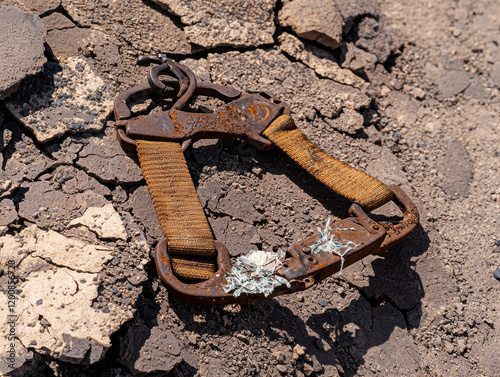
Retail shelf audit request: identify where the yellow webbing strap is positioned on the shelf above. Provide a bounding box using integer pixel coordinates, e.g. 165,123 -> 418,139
136,140 -> 216,280
263,115 -> 394,212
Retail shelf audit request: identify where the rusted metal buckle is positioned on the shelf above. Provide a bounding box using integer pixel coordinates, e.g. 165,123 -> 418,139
114,55 -> 290,152
155,185 -> 419,305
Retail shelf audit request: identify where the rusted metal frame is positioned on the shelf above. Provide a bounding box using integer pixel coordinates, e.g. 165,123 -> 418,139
115,58 -> 420,304
123,92 -> 288,149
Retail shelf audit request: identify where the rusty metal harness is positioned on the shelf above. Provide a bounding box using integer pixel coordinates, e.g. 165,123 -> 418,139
114,55 -> 419,305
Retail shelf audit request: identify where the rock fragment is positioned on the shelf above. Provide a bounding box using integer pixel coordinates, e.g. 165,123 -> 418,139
0,126 -> 12,151
118,320 -> 183,375
23,225 -> 114,273
279,0 -> 343,50
425,61 -> 471,99
355,17 -> 401,64
46,135 -> 86,164
69,203 -> 128,241
443,340 -> 455,354
324,108 -> 365,135
0,225 -> 132,370
493,268 -> 500,281
42,12 -> 75,31
61,0 -> 192,54
0,6 -> 46,100
152,0 -> 276,48
1,124 -> 53,183
278,32 -> 367,89
490,62 -> 500,88
457,338 -> 468,354
0,199 -> 17,226
9,0 -> 61,15
216,191 -> 262,224
16,181 -> 108,230
129,186 -> 163,242
1,342 -> 34,376
46,25 -> 122,69
53,166 -> 111,197
316,79 -> 371,112
76,126 -> 143,184
340,42 -> 378,74
198,181 -> 222,209
0,120 -> 15,151
5,57 -> 114,143
438,68 -> 471,99
45,27 -> 89,58
436,139 -> 474,196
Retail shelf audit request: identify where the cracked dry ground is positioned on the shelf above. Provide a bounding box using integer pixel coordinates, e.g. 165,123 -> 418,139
0,0 -> 499,376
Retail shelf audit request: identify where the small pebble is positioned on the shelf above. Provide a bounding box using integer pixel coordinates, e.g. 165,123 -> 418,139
493,268 -> 500,281
251,167 -> 263,176
188,333 -> 198,345
391,77 -> 403,90
318,299 -> 327,307
276,365 -> 287,374
443,340 -> 454,354
36,299 -> 43,306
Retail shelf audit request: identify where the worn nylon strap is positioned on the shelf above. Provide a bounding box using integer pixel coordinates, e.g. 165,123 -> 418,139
263,115 -> 394,212
136,140 -> 216,280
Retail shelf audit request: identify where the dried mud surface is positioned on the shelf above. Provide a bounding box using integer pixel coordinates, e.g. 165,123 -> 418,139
0,0 -> 499,376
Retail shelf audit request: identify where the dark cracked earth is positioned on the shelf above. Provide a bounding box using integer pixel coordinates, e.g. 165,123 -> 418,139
0,0 -> 499,376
